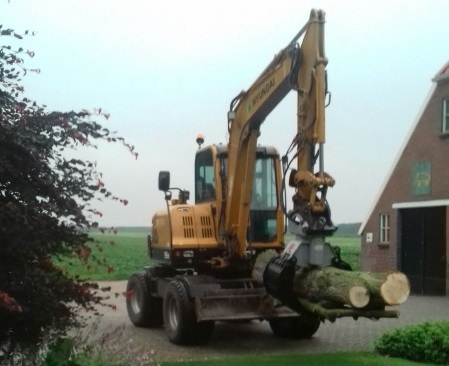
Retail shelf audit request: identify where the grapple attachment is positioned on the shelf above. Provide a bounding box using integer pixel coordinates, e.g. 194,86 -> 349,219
263,243 -> 402,322
263,255 -> 297,305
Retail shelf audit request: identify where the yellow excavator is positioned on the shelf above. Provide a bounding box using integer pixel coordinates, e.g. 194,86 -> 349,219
126,9 -> 403,345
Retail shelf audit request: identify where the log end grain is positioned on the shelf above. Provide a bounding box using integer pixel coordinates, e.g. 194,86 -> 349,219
380,272 -> 410,305
348,285 -> 370,308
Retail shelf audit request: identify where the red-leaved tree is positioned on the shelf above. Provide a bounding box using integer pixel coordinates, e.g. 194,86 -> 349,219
0,26 -> 136,359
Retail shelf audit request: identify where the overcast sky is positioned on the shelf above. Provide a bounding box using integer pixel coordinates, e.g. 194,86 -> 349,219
3,0 -> 449,227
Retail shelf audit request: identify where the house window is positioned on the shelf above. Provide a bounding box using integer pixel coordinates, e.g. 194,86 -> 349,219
379,213 -> 390,244
443,98 -> 449,134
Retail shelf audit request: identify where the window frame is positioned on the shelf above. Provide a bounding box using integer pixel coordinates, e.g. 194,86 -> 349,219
379,213 -> 390,244
250,157 -> 278,210
195,149 -> 215,203
442,97 -> 449,134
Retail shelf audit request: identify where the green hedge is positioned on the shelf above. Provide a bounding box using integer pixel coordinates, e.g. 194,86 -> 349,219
375,321 -> 449,365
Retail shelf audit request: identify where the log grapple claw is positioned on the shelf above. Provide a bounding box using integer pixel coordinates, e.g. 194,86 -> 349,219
263,255 -> 297,304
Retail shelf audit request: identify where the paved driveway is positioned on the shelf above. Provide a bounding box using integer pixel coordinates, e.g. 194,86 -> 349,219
88,281 -> 449,363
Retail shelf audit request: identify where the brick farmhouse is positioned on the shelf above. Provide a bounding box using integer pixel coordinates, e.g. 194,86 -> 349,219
359,61 -> 449,295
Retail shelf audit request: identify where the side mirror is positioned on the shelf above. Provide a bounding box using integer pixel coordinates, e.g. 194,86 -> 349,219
158,171 -> 170,192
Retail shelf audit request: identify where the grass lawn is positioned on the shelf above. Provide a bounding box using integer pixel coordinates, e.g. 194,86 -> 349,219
159,352 -> 430,366
74,352 -> 431,366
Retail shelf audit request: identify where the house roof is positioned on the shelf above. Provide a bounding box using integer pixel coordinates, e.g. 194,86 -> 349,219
432,60 -> 449,82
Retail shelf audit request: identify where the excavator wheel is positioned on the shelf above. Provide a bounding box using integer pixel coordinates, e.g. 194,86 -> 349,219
126,271 -> 163,328
163,279 -> 214,345
269,314 -> 320,339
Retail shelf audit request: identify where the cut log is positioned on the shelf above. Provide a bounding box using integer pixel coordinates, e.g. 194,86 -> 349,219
292,267 -> 410,309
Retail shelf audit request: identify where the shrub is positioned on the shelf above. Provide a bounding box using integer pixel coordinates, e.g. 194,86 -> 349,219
42,338 -> 78,366
375,321 -> 449,365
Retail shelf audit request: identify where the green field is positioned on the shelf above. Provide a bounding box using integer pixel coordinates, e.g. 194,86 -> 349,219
55,229 -> 360,281
327,236 -> 361,271
54,230 -> 150,281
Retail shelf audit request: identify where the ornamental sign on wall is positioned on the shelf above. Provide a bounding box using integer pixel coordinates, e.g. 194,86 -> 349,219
412,160 -> 431,196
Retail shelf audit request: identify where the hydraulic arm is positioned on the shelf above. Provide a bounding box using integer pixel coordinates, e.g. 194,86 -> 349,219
223,9 -> 335,262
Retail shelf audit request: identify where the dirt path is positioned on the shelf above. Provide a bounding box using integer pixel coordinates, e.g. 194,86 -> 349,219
84,281 -> 449,363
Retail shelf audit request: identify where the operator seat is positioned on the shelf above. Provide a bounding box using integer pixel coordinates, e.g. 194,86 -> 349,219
201,183 -> 215,201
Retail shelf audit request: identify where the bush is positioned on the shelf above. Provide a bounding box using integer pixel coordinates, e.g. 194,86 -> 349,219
375,321 -> 449,365
42,338 -> 78,366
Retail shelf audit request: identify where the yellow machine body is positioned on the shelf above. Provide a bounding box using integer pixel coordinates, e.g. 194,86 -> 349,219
151,144 -> 284,271
152,204 -> 218,250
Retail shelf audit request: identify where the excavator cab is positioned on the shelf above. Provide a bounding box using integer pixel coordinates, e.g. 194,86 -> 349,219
194,144 -> 285,252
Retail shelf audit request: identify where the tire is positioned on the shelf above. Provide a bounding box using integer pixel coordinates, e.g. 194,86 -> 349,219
269,314 -> 320,339
126,271 -> 163,328
163,279 -> 214,345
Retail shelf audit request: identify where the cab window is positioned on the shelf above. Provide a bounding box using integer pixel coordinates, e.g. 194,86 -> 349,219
251,158 -> 277,209
195,149 -> 215,203
249,157 -> 278,242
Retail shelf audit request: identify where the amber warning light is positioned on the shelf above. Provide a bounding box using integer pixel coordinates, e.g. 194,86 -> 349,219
196,133 -> 204,149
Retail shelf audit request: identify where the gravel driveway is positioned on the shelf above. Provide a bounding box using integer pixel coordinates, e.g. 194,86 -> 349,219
84,281 -> 449,363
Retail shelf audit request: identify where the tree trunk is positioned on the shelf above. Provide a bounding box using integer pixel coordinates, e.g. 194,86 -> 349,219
293,267 -> 410,309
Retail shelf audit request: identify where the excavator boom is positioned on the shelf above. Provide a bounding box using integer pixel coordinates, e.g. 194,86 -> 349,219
224,9 -> 332,259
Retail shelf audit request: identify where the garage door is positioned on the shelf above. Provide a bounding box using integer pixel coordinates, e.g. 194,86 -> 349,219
400,207 -> 446,295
